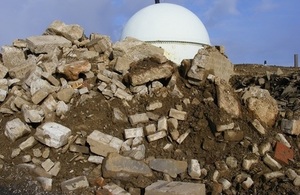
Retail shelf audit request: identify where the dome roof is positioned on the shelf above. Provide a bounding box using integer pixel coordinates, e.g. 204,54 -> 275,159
121,3 -> 210,45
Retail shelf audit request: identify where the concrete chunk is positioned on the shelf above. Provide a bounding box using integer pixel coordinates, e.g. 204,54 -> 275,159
251,119 -> 266,135
145,180 -> 206,195
35,122 -> 71,148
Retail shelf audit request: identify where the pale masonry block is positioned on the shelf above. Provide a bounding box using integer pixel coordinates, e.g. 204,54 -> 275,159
169,108 -> 187,120
124,127 -> 144,139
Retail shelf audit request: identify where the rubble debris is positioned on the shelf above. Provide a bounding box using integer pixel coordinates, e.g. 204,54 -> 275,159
0,21 -> 300,194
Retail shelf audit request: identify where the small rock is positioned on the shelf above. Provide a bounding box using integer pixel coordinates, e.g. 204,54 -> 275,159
36,177 -> 53,191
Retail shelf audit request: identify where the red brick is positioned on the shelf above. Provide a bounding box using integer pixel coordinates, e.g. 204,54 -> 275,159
274,142 -> 294,165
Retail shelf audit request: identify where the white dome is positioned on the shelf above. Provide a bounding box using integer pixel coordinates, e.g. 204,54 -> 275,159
121,3 -> 211,64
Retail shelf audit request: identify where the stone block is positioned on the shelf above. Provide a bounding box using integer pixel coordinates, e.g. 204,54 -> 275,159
1,46 -> 26,68
188,159 -> 201,179
149,158 -> 187,178
242,86 -> 278,126
124,127 -> 144,139
19,136 -> 37,151
22,105 -> 45,123
35,122 -> 71,148
281,119 -> 300,135
274,142 -> 294,165
0,63 -> 8,78
56,101 -> 69,116
22,155 -> 32,163
275,133 -> 291,148
61,176 -> 89,192
113,56 -> 133,74
58,60 -> 91,81
189,46 -> 234,82
46,20 -> 84,41
145,124 -> 156,135
147,131 -> 167,142
31,88 -> 49,105
9,63 -> 36,79
215,77 -> 242,118
56,87 -> 75,103
102,153 -> 153,179
41,159 -> 55,172
26,35 -> 72,54
157,116 -> 168,131
145,180 -> 206,195
88,155 -> 104,164
128,62 -> 174,86
146,101 -> 163,111
103,183 -> 130,195
114,88 -> 133,101
0,88 -> 7,102
128,113 -> 149,125
5,118 -> 31,142
48,161 -> 61,176
169,108 -> 187,120
87,130 -> 123,157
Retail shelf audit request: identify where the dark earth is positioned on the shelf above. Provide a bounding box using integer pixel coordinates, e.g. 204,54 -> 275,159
0,64 -> 299,194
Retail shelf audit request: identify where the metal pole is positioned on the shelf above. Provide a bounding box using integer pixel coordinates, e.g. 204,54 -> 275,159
294,54 -> 298,68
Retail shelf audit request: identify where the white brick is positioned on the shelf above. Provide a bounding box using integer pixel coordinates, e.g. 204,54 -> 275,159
146,101 -> 162,111
147,131 -> 167,142
128,113 -> 149,125
263,153 -> 282,170
157,116 -> 168,131
61,176 -> 89,192
124,127 -> 144,139
251,119 -> 266,135
88,155 -> 104,164
176,130 -> 191,144
169,108 -> 187,120
145,124 -> 156,135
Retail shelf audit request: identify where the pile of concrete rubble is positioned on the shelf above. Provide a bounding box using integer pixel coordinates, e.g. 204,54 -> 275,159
0,21 -> 299,194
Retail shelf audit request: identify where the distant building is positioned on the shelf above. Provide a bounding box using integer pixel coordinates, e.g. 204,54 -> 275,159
121,3 -> 211,64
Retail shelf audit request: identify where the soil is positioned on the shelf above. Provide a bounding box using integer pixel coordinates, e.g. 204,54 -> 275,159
0,64 -> 300,194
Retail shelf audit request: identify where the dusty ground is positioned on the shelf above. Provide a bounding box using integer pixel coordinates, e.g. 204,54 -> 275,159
0,63 -> 300,194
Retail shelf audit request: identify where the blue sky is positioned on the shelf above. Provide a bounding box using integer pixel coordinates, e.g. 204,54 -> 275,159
0,0 -> 299,66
